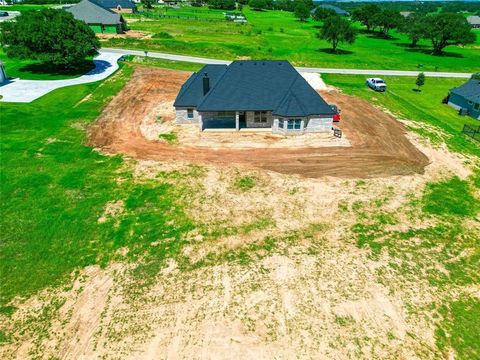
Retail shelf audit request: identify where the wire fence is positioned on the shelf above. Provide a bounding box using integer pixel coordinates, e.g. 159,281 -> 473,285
462,124 -> 480,142
136,11 -> 226,22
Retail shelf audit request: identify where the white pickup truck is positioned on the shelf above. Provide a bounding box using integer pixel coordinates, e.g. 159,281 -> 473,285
366,78 -> 387,92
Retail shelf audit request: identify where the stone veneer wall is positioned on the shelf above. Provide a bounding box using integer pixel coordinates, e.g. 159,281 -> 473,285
272,115 -> 333,135
245,111 -> 273,128
176,107 -> 200,124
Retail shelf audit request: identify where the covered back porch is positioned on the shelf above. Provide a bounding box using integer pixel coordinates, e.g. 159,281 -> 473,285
199,111 -> 273,131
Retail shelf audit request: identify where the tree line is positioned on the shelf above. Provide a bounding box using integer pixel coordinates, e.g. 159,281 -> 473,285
351,5 -> 475,55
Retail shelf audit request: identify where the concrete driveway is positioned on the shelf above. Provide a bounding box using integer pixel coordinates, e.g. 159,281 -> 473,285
0,52 -> 123,103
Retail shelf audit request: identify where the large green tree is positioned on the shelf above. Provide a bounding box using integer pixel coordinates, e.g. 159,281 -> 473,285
312,6 -> 336,21
401,12 -> 428,47
352,4 -> 381,32
374,9 -> 403,37
425,13 -> 476,55
319,15 -> 357,53
249,0 -> 267,11
208,0 -> 235,10
141,0 -> 154,9
0,9 -> 99,68
294,0 -> 310,22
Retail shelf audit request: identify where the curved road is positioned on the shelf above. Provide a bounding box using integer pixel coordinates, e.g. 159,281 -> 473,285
0,48 -> 473,103
103,48 -> 474,78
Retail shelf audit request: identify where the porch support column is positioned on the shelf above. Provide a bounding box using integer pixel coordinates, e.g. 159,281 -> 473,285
235,111 -> 240,131
199,114 -> 203,132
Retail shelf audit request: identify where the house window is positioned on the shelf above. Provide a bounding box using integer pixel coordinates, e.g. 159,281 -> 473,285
254,111 -> 268,123
468,100 -> 473,105
278,119 -> 284,129
474,103 -> 480,110
287,119 -> 302,130
187,109 -> 194,119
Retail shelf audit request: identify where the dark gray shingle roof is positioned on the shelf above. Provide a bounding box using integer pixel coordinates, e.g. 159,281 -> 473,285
175,60 -> 334,117
312,4 -> 349,16
450,79 -> 480,103
174,64 -> 228,107
66,0 -> 122,25
91,0 -> 136,9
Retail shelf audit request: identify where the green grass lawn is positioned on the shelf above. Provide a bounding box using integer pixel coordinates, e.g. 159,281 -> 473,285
0,49 -> 95,80
0,4 -> 57,11
323,74 -> 480,157
124,55 -> 203,72
103,6 -> 480,72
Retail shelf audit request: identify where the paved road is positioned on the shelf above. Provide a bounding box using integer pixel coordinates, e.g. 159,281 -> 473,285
0,11 -> 20,22
0,52 -> 123,103
0,48 -> 472,103
103,47 -> 474,78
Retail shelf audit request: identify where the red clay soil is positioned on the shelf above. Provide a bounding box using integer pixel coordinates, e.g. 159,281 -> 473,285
88,66 -> 429,179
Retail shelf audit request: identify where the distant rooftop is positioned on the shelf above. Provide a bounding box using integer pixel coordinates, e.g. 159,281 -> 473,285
312,4 -> 349,16
467,15 -> 480,25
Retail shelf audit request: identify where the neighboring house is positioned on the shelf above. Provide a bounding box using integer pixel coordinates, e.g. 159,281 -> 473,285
311,4 -> 349,17
447,78 -> 480,120
66,0 -> 127,34
90,0 -> 137,13
174,60 -> 335,135
467,16 -> 480,28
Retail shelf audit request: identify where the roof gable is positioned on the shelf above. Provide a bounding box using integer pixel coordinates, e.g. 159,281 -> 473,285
66,0 -> 122,25
450,79 -> 480,103
92,0 -> 136,9
175,60 -> 333,117
174,64 -> 228,107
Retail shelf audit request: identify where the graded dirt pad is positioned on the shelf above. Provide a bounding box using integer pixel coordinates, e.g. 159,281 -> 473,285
88,66 -> 429,178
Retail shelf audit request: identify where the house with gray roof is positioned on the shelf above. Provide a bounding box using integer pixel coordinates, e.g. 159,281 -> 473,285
447,77 -> 480,120
467,15 -> 480,28
66,0 -> 127,34
311,4 -> 349,17
174,60 -> 336,134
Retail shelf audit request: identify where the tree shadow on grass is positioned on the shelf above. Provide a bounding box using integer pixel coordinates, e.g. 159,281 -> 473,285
403,47 -> 464,58
318,48 -> 354,55
395,42 -> 430,50
366,33 -> 400,41
18,59 -> 96,77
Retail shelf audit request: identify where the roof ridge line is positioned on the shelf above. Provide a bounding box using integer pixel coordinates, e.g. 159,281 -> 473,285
273,73 -> 301,113
291,89 -> 307,115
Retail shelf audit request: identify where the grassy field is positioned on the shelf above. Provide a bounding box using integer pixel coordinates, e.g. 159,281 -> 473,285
102,5 -> 480,72
0,4 -> 57,11
322,75 -> 480,156
0,60 -> 479,357
0,65 -> 195,307
123,54 -> 203,72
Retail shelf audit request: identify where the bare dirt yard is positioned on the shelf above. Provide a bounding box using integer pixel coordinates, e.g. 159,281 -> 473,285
88,66 -> 429,178
2,66 -> 477,360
